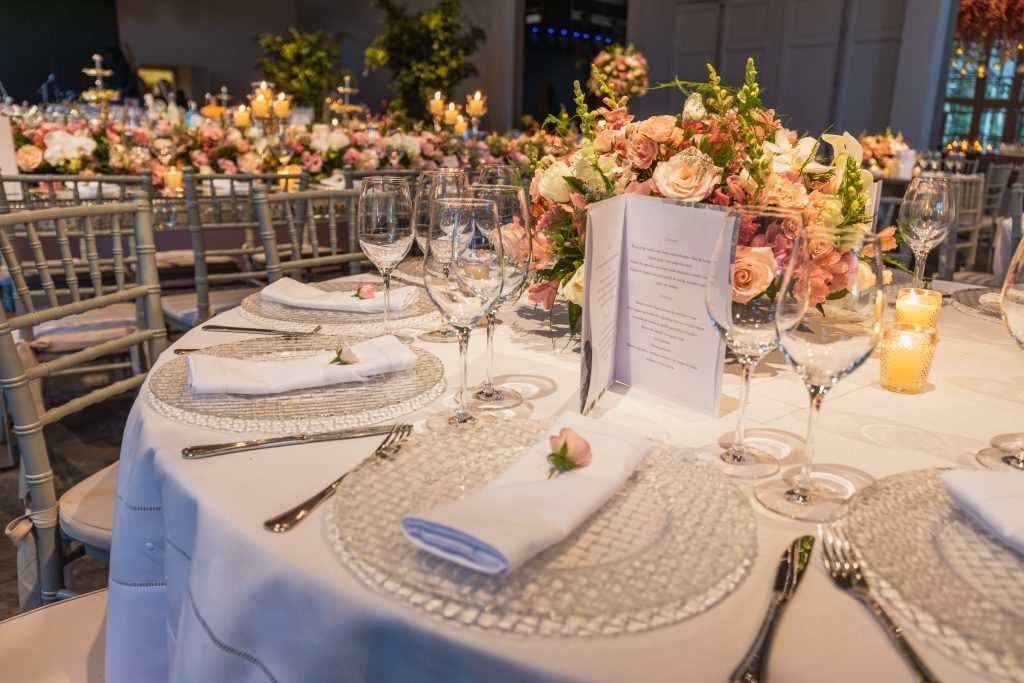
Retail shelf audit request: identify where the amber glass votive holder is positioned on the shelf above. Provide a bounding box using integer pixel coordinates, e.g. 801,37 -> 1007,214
895,288 -> 942,328
879,322 -> 938,394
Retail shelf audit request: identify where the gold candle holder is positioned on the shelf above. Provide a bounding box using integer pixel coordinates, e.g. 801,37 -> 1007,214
895,288 -> 942,328
879,322 -> 938,394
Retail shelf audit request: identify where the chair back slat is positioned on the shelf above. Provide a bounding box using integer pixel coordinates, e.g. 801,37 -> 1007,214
22,219 -> 60,308
81,214 -> 106,297
0,173 -> 149,212
52,215 -> 80,303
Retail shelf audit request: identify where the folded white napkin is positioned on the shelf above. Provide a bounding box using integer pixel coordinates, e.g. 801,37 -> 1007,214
77,182 -> 122,199
261,277 -> 417,313
941,470 -> 1024,554
318,174 -> 348,189
186,335 -> 415,395
401,413 -> 649,574
210,178 -> 251,196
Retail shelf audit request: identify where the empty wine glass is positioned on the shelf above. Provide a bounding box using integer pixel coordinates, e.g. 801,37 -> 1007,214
755,228 -> 884,521
357,177 -> 414,342
413,168 -> 469,343
466,184 -> 532,412
706,206 -> 805,478
476,163 -> 522,186
898,176 -> 955,289
423,198 -> 504,430
977,236 -> 1024,471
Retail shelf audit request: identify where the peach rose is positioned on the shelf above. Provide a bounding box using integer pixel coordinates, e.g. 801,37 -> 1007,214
330,344 -> 360,366
547,427 -> 592,478
527,279 -> 559,309
625,133 -> 657,169
354,283 -> 376,300
15,144 -> 42,172
732,246 -> 776,304
652,147 -> 722,202
594,129 -> 615,153
237,151 -> 263,174
638,115 -> 676,143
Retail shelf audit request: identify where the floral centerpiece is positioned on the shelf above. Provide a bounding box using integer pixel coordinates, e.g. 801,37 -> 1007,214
528,59 -> 895,333
588,44 -> 649,100
859,129 -> 909,176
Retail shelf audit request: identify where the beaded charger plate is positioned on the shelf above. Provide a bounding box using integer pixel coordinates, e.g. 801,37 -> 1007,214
844,468 -> 1024,682
325,419 -> 757,637
146,335 -> 445,433
951,287 -> 1002,323
239,281 -> 440,335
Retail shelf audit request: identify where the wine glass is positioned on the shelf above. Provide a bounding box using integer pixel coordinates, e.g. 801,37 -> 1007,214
977,236 -> 1024,471
357,177 -> 415,343
755,227 -> 885,521
476,163 -> 522,186
413,168 -> 469,343
423,198 -> 504,430
466,184 -> 532,412
706,206 -> 805,478
898,176 -> 956,289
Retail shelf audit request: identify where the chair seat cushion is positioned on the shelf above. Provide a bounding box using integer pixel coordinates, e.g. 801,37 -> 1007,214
155,249 -> 235,269
0,589 -> 107,682
58,462 -> 117,551
28,303 -> 138,352
162,287 -> 256,328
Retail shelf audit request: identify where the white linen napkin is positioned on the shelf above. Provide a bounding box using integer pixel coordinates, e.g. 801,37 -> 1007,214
940,470 -> 1024,554
186,335 -> 415,395
401,413 -> 649,574
210,178 -> 251,196
261,277 -> 417,313
318,174 -> 348,189
77,182 -> 122,199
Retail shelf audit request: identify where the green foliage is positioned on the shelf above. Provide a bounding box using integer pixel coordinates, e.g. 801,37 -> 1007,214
364,0 -> 485,121
257,29 -> 343,109
838,155 -> 869,229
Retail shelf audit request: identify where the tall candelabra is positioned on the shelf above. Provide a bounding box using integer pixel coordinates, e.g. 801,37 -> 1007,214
81,54 -> 119,118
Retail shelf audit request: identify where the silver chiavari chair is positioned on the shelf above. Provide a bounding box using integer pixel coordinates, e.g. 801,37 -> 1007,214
0,199 -> 166,607
0,173 -> 151,213
343,167 -> 420,192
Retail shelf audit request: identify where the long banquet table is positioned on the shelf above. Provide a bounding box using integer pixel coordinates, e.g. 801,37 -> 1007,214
106,278 -> 1008,683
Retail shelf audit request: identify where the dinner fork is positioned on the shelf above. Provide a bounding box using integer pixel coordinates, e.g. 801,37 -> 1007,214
201,324 -> 322,336
263,423 -> 412,533
819,525 -> 941,683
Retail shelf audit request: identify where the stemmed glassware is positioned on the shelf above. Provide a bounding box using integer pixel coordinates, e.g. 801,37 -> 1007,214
754,227 -> 885,521
476,163 -> 522,186
898,176 -> 956,289
466,184 -> 532,412
413,169 -> 469,343
357,176 -> 415,343
423,198 -> 504,430
706,206 -> 805,478
977,236 -> 1024,471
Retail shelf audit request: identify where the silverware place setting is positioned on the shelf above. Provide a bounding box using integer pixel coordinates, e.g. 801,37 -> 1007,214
201,323 -> 322,336
181,423 -> 405,459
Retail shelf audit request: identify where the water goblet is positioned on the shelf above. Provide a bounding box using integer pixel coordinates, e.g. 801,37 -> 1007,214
754,227 -> 885,521
476,163 -> 522,186
423,198 -> 504,430
706,206 -> 805,478
898,176 -> 955,289
357,176 -> 415,343
466,184 -> 532,412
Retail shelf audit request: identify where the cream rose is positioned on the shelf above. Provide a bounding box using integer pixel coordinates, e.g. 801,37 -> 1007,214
682,92 -> 707,122
653,147 -> 721,202
638,115 -> 676,143
625,132 -> 657,169
237,151 -> 263,174
15,144 -> 43,172
853,261 -> 876,292
538,160 -> 574,204
732,246 -> 776,304
558,265 -> 585,306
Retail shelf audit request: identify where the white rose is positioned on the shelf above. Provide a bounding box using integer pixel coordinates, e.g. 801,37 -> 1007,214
682,92 -> 706,123
819,196 -> 844,227
328,130 -> 350,151
441,154 -> 459,168
538,160 -> 574,203
558,265 -> 585,305
854,261 -> 877,291
652,147 -> 721,202
402,134 -> 422,159
310,132 -> 330,154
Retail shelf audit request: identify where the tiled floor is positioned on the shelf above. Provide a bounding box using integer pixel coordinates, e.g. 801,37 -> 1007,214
0,394 -> 131,621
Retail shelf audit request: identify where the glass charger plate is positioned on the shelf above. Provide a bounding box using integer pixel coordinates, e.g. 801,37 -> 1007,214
326,419 -> 757,637
950,287 -> 1002,323
845,468 -> 1024,682
146,335 -> 445,433
239,281 -> 440,335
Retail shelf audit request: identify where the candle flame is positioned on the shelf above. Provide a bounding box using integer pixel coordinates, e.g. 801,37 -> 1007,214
448,102 -> 455,111
277,93 -> 286,101
474,91 -> 481,100
898,333 -> 915,349
238,104 -> 246,111
434,91 -> 442,100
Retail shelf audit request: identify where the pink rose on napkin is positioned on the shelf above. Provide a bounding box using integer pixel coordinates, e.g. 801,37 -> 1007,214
732,246 -> 776,304
353,283 -> 376,300
329,345 -> 360,366
547,428 -> 592,478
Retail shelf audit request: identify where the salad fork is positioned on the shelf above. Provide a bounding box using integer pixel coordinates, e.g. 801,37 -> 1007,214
819,524 -> 940,683
264,423 -> 412,533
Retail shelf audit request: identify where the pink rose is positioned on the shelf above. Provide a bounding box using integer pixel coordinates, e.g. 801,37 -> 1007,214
342,148 -> 361,166
190,150 -> 210,167
763,178 -> 809,211
638,115 -> 676,143
732,246 -> 777,304
624,179 -> 654,195
527,280 -> 559,309
547,427 -> 592,478
594,129 -> 615,153
625,132 -> 657,169
331,344 -> 360,365
216,158 -> 237,175
355,283 -> 376,300
234,139 -> 250,153
531,231 -> 556,271
652,147 -> 722,202
15,144 -> 43,172
301,151 -> 324,173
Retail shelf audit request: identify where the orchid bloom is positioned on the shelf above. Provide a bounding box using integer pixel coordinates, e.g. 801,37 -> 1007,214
763,129 -> 829,176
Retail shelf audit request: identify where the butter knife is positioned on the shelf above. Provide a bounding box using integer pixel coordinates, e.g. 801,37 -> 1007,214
182,423 -> 401,459
730,535 -> 815,683
201,324 -> 322,335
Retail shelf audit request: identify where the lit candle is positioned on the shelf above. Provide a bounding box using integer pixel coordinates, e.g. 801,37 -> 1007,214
467,90 -> 486,116
443,102 -> 459,126
278,164 -> 303,192
895,288 -> 942,328
251,93 -> 271,118
233,105 -> 251,128
454,114 -> 468,136
879,323 -> 938,394
164,166 -> 183,193
257,81 -> 273,100
428,91 -> 445,116
463,263 -> 490,279
272,93 -> 291,119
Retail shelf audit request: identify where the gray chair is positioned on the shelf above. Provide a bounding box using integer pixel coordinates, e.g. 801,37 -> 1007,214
343,167 -> 420,191
0,173 -> 151,213
0,199 -> 166,604
938,174 -> 986,278
980,163 -> 1014,268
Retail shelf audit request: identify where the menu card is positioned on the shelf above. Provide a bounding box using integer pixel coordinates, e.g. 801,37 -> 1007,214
580,194 -> 735,416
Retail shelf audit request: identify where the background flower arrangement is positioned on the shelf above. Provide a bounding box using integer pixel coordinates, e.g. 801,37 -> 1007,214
588,44 -> 649,100
859,129 -> 909,174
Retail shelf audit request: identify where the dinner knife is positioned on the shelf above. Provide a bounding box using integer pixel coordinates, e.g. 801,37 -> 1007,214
200,324 -> 322,335
730,535 -> 815,683
182,424 -> 401,459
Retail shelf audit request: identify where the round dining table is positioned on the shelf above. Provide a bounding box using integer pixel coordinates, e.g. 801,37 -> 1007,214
106,276 -> 1013,683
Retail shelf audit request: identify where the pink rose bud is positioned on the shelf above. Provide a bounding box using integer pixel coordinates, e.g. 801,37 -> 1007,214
354,283 -> 376,300
549,428 -> 593,469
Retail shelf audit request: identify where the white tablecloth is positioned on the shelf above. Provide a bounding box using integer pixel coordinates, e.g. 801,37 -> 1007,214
107,282 -> 1005,683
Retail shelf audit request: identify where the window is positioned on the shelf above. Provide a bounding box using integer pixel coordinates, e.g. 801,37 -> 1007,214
942,43 -> 1024,151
